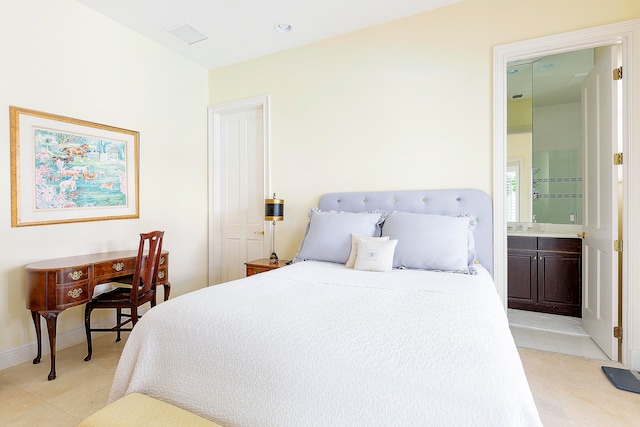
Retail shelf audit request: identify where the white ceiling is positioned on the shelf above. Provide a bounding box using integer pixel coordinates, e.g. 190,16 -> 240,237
507,48 -> 595,107
77,0 -> 463,70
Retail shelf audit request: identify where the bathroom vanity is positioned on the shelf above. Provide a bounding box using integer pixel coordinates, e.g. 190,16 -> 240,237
507,232 -> 582,317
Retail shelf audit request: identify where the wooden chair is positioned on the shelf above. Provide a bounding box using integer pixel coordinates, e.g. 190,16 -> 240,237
84,231 -> 164,361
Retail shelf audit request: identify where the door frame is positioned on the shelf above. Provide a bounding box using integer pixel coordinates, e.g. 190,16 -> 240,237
493,19 -> 640,367
208,95 -> 271,285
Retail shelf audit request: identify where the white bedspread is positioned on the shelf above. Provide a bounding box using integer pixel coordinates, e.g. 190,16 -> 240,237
110,261 -> 542,426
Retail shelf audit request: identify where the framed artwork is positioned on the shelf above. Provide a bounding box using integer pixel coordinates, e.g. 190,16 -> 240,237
10,107 -> 139,227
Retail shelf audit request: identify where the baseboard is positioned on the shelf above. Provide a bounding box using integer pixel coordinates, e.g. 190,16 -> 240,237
0,316 -> 116,371
631,349 -> 640,371
1,304 -> 154,372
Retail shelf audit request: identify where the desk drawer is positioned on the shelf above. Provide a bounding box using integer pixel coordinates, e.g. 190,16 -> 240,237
157,254 -> 168,284
157,265 -> 168,284
246,266 -> 272,276
57,266 -> 90,284
93,258 -> 136,281
56,281 -> 90,308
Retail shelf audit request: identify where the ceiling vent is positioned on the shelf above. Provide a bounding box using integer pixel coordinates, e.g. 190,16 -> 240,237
567,72 -> 588,84
162,23 -> 208,45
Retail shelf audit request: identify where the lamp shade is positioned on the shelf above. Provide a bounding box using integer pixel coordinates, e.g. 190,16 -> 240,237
265,196 -> 284,221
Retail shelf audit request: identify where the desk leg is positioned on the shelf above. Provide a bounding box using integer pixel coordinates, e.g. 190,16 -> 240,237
42,312 -> 59,381
31,311 -> 42,364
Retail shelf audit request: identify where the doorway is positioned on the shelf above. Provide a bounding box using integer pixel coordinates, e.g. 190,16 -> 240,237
505,46 -> 620,360
493,20 -> 639,366
208,95 -> 272,285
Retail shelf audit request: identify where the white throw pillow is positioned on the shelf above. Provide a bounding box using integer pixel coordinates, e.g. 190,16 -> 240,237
345,234 -> 390,268
354,239 -> 398,272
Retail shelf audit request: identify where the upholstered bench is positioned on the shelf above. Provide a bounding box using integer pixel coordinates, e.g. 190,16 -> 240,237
79,392 -> 223,426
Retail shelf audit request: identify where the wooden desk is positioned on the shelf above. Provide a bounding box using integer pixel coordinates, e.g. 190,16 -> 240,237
25,250 -> 170,380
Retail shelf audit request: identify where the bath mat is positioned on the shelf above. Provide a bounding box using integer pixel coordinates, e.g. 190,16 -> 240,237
602,366 -> 640,394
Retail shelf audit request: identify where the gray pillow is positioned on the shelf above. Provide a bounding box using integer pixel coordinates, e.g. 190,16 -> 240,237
296,211 -> 383,264
382,211 -> 474,273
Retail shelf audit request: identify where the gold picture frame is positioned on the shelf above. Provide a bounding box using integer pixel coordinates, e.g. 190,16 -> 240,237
10,107 -> 139,227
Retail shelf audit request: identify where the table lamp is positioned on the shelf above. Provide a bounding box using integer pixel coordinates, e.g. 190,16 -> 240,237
265,194 -> 284,264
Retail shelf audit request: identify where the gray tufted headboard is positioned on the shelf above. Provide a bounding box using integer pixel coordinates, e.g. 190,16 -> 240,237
318,189 -> 493,276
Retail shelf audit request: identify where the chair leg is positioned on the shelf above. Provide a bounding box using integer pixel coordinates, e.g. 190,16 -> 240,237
84,304 -> 93,361
131,306 -> 139,325
116,308 -> 122,342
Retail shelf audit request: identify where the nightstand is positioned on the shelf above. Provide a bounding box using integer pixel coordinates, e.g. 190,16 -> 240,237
245,258 -> 289,276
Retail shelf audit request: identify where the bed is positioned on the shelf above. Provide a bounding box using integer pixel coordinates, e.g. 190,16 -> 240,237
109,189 -> 542,426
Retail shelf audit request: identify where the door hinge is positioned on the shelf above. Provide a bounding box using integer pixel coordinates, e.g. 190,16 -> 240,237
613,153 -> 623,165
613,66 -> 623,80
614,326 -> 622,339
614,240 -> 623,252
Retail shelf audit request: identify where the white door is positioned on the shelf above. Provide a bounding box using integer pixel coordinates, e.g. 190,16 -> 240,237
582,45 -> 619,360
209,96 -> 270,285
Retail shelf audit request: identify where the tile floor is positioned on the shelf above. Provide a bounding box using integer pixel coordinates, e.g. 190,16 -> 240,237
508,309 -> 610,361
2,332 -> 640,426
519,348 -> 640,427
508,309 -> 588,336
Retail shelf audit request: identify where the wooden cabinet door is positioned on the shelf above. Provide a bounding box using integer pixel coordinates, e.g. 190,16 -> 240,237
508,250 -> 537,306
537,252 -> 582,317
507,236 -> 538,311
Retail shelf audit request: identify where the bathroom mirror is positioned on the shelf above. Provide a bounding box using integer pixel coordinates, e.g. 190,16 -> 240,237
506,48 -> 595,225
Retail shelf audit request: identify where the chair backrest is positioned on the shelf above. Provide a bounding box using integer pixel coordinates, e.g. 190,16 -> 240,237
130,231 -> 164,301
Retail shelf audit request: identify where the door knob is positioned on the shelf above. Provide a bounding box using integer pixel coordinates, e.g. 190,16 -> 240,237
255,230 -> 265,235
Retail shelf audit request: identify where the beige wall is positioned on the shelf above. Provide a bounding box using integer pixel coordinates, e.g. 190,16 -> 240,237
208,0 -> 640,259
2,0 -> 640,371
508,98 -> 533,133
507,133 -> 532,222
0,0 -> 208,367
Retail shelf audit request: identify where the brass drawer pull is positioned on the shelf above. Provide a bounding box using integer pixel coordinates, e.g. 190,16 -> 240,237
158,271 -> 165,279
160,256 -> 166,265
68,271 -> 83,281
67,288 -> 83,299
112,262 -> 125,271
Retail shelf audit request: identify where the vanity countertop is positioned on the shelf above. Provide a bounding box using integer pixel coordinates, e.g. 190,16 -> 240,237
507,223 -> 583,239
507,230 -> 583,239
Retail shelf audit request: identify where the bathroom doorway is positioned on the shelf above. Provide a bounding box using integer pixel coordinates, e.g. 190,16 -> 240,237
493,20 -> 638,364
505,46 -> 620,360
